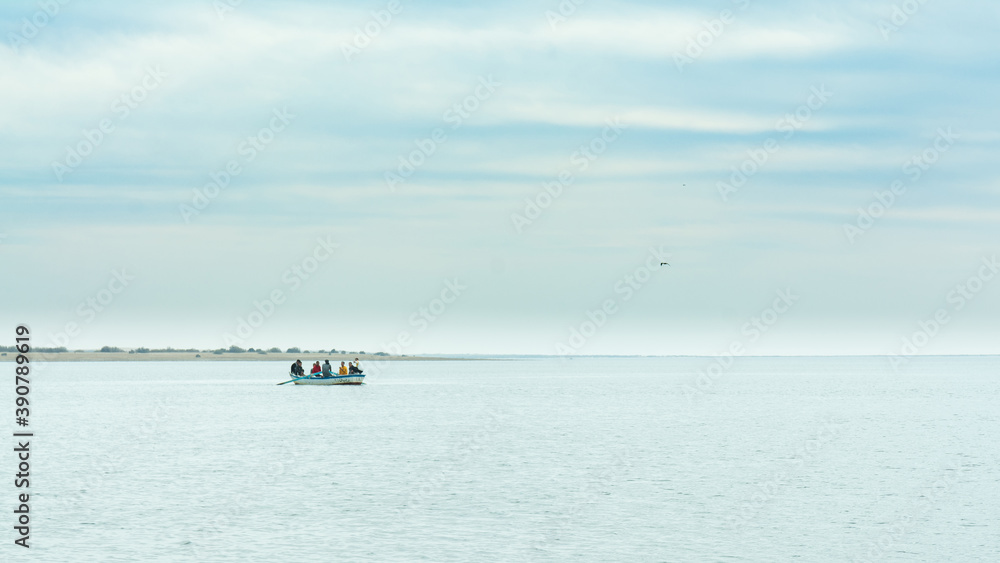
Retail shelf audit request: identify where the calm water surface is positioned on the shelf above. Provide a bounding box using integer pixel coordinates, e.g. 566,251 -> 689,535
10,357 -> 1000,562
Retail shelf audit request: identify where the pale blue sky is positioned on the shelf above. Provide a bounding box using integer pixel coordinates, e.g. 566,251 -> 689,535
1,0 -> 998,355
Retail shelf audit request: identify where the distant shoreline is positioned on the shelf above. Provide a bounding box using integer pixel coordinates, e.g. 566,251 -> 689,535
2,352 -> 996,362
0,351 -> 465,363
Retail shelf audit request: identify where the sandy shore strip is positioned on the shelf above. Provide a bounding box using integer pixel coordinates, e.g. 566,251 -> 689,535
0,351 -> 464,362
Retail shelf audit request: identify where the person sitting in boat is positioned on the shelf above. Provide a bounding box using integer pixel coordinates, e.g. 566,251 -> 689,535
290,359 -> 305,377
349,359 -> 363,374
339,361 -> 349,375
321,360 -> 333,377
310,361 -> 322,375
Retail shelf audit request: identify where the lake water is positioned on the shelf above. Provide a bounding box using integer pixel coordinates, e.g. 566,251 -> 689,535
7,357 -> 1000,562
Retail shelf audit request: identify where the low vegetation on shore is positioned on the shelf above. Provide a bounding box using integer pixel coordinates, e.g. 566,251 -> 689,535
0,345 -> 444,362
0,345 -> 392,356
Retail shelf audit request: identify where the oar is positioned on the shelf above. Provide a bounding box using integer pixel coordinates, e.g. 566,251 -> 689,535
277,373 -> 313,386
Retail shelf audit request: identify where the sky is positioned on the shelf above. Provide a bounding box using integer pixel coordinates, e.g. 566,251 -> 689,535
1,0 -> 998,356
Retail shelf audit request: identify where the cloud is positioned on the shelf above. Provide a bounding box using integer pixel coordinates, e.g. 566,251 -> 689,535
1,0 -> 998,353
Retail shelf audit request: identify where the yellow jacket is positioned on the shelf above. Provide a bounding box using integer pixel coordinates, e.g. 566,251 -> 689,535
339,365 -> 348,375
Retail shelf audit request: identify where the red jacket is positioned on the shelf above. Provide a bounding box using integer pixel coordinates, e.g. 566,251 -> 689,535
311,364 -> 321,374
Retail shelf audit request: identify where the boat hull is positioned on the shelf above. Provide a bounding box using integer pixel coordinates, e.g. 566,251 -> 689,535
293,374 -> 365,385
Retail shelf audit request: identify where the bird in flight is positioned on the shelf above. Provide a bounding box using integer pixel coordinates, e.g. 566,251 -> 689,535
661,262 -> 670,266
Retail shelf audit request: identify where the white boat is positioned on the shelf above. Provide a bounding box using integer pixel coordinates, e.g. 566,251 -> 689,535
291,374 -> 365,385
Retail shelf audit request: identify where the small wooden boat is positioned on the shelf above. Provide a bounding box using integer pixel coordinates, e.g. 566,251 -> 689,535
292,373 -> 365,385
